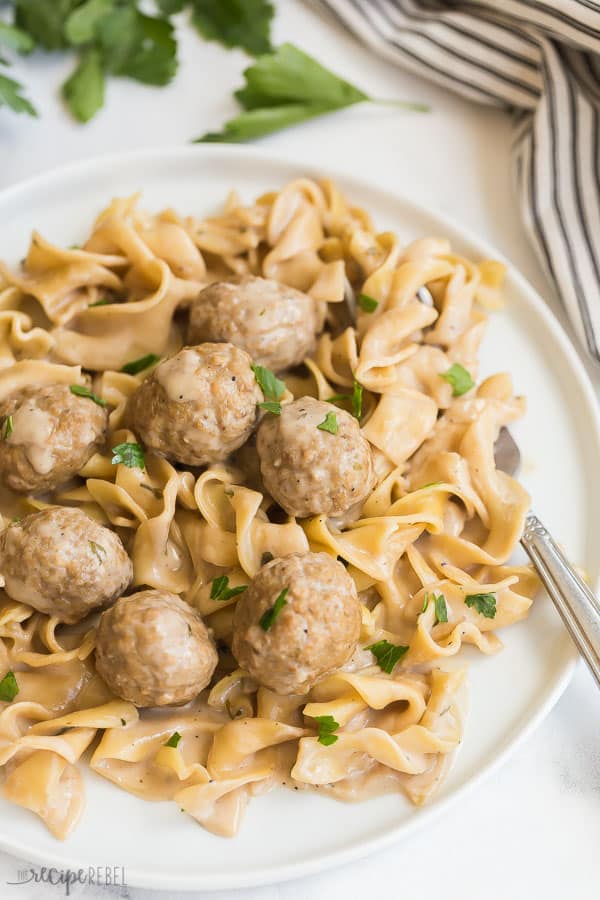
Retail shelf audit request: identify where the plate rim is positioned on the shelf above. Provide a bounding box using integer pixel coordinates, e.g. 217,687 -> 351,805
0,143 -> 595,891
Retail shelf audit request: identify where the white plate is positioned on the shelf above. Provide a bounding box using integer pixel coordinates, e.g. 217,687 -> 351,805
0,146 -> 598,891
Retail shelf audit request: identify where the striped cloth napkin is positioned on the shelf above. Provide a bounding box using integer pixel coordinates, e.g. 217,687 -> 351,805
318,0 -> 600,362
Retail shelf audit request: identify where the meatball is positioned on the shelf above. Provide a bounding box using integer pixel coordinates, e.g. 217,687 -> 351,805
128,343 -> 262,467
232,552 -> 361,695
188,275 -> 321,372
0,383 -> 108,494
95,590 -> 218,707
256,396 -> 375,518
0,507 -> 132,624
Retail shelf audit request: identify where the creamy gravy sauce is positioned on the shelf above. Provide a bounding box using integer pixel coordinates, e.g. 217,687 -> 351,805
8,402 -> 55,473
156,351 -> 201,402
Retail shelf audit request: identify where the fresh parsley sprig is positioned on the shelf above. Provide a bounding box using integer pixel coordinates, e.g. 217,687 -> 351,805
366,639 -> 409,674
259,586 -> 288,631
70,383 -> 107,407
121,353 -> 161,375
0,669 -> 19,703
358,293 -> 379,313
195,42 -> 427,143
210,575 -> 248,602
326,380 -> 363,421
317,411 -> 338,434
465,592 -> 497,619
441,363 -> 474,397
164,731 -> 182,748
312,714 -> 340,747
111,441 -> 145,469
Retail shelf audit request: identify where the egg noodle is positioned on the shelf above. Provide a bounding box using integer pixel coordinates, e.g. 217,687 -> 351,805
0,178 -> 536,839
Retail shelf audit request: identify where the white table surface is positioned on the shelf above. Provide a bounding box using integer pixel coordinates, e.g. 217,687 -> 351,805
1,2 -> 599,898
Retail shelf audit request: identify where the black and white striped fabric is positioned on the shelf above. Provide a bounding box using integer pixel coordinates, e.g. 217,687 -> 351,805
318,0 -> 600,362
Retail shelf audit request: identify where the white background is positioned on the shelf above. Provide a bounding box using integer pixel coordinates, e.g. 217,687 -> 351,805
1,1 -> 599,898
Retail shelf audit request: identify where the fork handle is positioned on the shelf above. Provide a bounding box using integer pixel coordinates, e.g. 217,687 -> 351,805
521,514 -> 600,687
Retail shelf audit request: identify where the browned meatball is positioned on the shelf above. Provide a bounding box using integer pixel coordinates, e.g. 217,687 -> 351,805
256,396 -> 375,518
0,383 -> 108,494
0,507 -> 132,624
232,552 -> 362,695
128,343 -> 262,467
95,590 -> 218,707
188,275 -> 321,372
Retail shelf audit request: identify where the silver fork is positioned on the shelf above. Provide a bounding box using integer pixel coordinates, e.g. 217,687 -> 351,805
344,282 -> 600,684
494,427 -> 600,687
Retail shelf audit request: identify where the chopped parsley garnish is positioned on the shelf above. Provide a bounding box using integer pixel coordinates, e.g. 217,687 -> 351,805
70,384 -> 107,407
0,670 -> 19,703
121,353 -> 160,375
88,298 -> 112,307
327,380 -> 363,420
89,540 -> 106,563
164,731 -> 182,748
421,594 -> 429,613
259,587 -> 289,631
317,411 -> 338,434
210,575 -> 248,602
313,714 -> 340,747
111,442 -> 145,469
2,415 -> 13,440
440,363 -> 474,397
358,293 -> 379,313
252,364 -> 285,402
465,592 -> 497,619
366,639 -> 409,674
258,400 -> 281,416
433,593 -> 448,624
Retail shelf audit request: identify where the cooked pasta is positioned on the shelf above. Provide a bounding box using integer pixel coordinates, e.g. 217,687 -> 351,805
0,178 -> 537,840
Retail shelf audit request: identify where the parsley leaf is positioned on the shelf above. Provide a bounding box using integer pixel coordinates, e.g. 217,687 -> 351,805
98,9 -> 177,86
2,415 -> 13,440
258,400 -> 281,416
434,593 -> 448,624
317,411 -> 338,434
252,364 -> 285,402
259,587 -> 288,631
421,594 -> 429,613
121,353 -> 160,375
63,48 -> 105,123
164,731 -> 182,748
210,575 -> 248,602
88,540 -> 106,563
313,714 -> 340,747
191,0 -> 274,57
64,0 -> 115,45
111,442 -> 145,469
0,72 -> 36,116
358,293 -> 379,313
15,0 -> 78,50
367,640 -> 409,674
196,43 -> 426,143
352,380 -> 363,420
0,22 -> 35,54
465,592 -> 497,619
440,363 -> 474,397
70,383 -> 107,407
0,670 -> 19,703
327,380 -> 363,421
